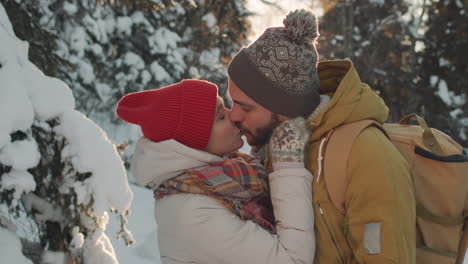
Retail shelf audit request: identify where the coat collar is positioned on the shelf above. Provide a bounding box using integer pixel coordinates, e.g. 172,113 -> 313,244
131,138 -> 223,188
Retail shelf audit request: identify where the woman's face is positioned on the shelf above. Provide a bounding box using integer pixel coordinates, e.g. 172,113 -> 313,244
205,97 -> 244,156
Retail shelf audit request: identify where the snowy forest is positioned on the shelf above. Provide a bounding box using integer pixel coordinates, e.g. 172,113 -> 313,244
0,0 -> 467,263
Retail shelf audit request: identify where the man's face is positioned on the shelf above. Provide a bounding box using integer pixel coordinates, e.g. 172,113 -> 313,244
227,79 -> 285,147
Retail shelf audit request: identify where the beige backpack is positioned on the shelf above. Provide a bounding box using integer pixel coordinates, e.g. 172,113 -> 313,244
324,113 -> 468,264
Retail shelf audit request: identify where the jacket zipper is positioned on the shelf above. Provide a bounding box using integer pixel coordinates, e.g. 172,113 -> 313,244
318,203 -> 346,264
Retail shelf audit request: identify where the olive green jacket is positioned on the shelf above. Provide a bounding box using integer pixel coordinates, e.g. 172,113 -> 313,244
304,60 -> 416,264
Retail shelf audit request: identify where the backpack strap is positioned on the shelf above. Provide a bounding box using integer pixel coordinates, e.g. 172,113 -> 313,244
324,120 -> 387,214
399,113 -> 445,156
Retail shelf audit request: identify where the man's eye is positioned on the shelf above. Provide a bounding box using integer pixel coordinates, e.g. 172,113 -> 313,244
218,115 -> 225,120
242,107 -> 251,113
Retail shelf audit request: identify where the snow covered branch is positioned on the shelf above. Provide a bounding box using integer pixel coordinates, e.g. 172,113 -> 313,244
115,210 -> 135,247
22,193 -> 64,224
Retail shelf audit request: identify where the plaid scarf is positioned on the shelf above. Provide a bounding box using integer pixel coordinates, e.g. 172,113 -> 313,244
154,152 -> 276,233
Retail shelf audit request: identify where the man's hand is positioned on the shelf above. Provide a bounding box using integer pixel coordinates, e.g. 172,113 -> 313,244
269,117 -> 310,164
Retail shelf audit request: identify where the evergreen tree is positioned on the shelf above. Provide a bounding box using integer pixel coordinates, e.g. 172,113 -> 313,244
318,0 -> 417,121
0,3 -> 133,263
419,0 -> 468,143
317,0 -> 468,145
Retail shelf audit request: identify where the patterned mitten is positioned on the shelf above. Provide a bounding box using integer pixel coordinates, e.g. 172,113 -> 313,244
269,117 -> 310,165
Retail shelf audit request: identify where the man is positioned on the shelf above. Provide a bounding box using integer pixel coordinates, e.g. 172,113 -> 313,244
227,9 -> 415,264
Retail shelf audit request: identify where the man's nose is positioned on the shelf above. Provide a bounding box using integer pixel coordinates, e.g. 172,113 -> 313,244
228,105 -> 243,123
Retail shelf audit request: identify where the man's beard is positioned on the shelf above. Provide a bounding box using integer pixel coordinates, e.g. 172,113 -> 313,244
236,113 -> 282,147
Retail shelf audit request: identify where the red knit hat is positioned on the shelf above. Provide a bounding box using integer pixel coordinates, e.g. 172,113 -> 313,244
116,79 -> 218,150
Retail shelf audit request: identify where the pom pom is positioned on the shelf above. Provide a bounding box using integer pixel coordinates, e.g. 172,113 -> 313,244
283,9 -> 319,45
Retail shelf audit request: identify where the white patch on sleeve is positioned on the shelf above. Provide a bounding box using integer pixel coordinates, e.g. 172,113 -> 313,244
364,222 -> 382,254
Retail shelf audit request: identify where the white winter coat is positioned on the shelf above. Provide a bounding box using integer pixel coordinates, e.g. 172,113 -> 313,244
131,138 -> 315,264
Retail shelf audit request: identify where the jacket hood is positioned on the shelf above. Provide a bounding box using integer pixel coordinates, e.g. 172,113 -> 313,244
131,137 -> 223,188
308,60 -> 389,141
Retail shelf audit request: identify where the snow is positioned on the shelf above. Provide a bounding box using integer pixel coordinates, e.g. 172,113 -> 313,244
84,14 -> 108,43
369,0 -> 385,5
199,48 -> 221,67
131,12 -> 154,33
463,252 -> 468,264
0,36 -> 35,147
452,93 -> 466,106
69,226 -> 85,250
0,170 -> 36,207
460,128 -> 467,141
0,215 -> 17,232
107,183 -> 161,264
116,16 -> 133,36
202,13 -> 217,28
415,40 -> 425,52
437,79 -> 452,105
63,2 -> 78,16
89,43 -> 104,57
95,83 -> 113,103
103,16 -> 117,35
140,70 -> 152,86
68,180 -> 90,205
41,251 -> 70,264
148,27 -> 181,54
1,182 -> 163,264
22,193 -> 64,223
173,2 -> 187,15
69,26 -> 88,57
83,213 -> 120,264
433,78 -> 466,107
167,48 -> 187,76
430,75 -> 439,87
450,108 -> 463,119
0,227 -> 33,264
55,39 -> 70,58
0,138 -> 40,170
124,52 -> 145,70
373,68 -> 387,76
150,61 -> 171,83
25,66 -> 75,121
188,66 -> 201,79
78,60 -> 96,84
56,109 -> 133,216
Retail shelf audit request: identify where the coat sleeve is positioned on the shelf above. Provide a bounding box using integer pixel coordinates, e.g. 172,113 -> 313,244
159,167 -> 315,264
345,127 -> 416,263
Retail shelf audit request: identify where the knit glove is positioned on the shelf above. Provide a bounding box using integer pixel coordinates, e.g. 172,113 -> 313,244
269,117 -> 310,166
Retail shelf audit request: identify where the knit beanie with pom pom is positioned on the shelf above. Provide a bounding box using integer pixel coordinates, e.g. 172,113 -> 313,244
227,9 -> 320,117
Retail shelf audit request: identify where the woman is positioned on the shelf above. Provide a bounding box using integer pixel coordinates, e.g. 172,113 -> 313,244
116,79 -> 315,264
